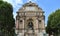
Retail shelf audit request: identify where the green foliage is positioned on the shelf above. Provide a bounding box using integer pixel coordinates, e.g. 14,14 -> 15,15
46,9 -> 60,35
0,0 -> 15,36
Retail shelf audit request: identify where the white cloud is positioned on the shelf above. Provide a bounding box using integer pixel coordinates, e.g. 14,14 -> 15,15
3,0 -> 9,1
16,0 -> 23,4
3,0 -> 23,8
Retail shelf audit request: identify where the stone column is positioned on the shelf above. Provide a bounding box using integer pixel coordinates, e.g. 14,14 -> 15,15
22,19 -> 24,35
15,19 -> 19,34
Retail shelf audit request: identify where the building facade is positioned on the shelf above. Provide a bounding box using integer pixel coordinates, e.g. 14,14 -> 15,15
15,1 -> 46,36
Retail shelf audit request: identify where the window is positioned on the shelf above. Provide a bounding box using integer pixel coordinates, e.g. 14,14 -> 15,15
20,20 -> 23,24
20,20 -> 22,22
38,20 -> 41,23
38,20 -> 41,22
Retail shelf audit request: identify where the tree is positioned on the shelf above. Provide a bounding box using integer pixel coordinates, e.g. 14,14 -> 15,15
0,0 -> 15,36
46,9 -> 60,36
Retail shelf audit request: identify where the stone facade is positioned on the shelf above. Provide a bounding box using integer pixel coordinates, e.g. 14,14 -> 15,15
15,1 -> 46,36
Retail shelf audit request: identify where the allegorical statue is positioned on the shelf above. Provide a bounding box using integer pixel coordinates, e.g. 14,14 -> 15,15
28,22 -> 33,30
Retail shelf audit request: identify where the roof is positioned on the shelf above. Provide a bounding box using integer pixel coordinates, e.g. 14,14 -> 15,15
23,1 -> 38,7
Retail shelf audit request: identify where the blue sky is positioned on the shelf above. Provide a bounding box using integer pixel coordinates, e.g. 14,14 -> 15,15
3,0 -> 60,26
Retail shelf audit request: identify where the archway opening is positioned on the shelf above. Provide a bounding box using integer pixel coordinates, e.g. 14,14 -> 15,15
28,22 -> 33,30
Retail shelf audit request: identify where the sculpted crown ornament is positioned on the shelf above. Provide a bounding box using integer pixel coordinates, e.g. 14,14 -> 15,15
23,1 -> 38,7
